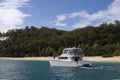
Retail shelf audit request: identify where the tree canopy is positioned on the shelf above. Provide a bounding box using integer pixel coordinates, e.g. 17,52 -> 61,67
0,21 -> 120,57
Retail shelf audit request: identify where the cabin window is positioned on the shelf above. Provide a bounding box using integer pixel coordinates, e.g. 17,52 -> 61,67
58,57 -> 68,59
69,49 -> 83,55
63,50 -> 68,54
69,50 -> 73,55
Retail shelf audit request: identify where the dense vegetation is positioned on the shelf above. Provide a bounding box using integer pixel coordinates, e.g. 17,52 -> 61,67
0,20 -> 120,57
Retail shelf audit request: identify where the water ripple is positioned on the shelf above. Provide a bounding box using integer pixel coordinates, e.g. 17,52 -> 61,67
0,60 -> 120,80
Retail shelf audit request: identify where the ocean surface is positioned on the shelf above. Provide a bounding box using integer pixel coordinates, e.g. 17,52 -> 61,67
0,59 -> 120,80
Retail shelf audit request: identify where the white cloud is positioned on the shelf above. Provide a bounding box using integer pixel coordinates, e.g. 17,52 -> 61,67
55,22 -> 67,27
57,14 -> 66,21
0,0 -> 30,32
54,0 -> 120,29
69,11 -> 90,18
53,14 -> 67,27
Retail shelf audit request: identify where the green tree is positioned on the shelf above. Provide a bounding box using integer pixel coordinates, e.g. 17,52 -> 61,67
45,47 -> 54,56
92,43 -> 102,56
58,47 -> 64,55
113,50 -> 120,56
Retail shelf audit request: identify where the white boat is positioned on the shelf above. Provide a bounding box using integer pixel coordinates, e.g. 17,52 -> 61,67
49,47 -> 92,67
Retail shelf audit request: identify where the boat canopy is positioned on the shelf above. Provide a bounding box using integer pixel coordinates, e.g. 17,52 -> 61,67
62,48 -> 83,55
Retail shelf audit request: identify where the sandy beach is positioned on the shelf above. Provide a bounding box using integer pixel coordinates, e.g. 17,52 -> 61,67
0,57 -> 53,61
83,56 -> 120,62
0,56 -> 120,62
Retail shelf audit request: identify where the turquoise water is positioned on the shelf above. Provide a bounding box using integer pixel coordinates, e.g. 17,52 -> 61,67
0,59 -> 120,80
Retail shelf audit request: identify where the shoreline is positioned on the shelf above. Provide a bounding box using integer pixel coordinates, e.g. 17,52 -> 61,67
0,56 -> 120,62
0,57 -> 53,61
83,56 -> 120,63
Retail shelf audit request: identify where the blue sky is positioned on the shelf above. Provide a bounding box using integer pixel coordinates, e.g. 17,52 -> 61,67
0,0 -> 120,32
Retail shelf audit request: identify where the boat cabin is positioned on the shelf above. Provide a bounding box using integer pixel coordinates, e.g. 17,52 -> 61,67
57,48 -> 84,62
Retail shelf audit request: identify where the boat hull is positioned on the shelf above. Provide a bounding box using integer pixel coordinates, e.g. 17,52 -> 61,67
49,60 -> 92,67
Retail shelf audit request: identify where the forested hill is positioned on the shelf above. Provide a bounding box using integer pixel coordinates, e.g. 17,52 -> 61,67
0,20 -> 120,57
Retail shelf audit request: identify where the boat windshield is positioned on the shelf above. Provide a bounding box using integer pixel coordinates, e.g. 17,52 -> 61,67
63,50 -> 68,54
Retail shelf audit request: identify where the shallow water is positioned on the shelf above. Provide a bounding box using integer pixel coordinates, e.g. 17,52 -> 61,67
0,59 -> 120,80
